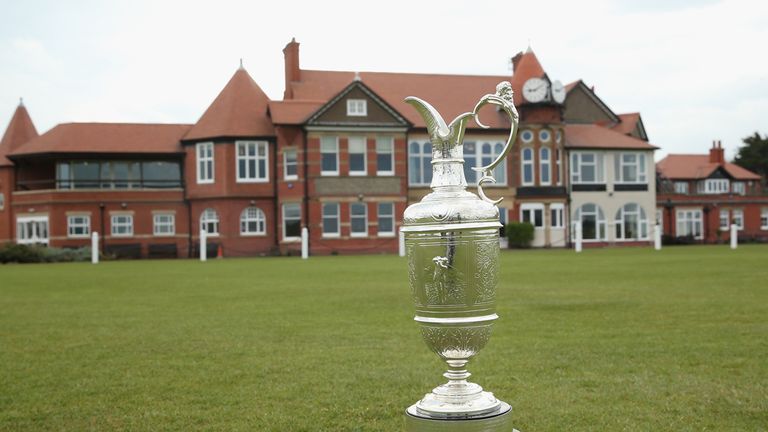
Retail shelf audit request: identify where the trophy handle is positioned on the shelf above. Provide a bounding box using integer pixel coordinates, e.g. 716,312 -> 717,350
471,81 -> 519,205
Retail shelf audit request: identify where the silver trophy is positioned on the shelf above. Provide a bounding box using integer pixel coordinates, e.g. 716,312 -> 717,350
402,82 -> 519,430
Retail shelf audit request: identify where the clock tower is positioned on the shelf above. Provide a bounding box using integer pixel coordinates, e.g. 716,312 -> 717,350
508,46 -> 569,247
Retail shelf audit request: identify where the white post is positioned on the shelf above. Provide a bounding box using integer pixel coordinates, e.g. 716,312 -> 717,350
575,221 -> 583,253
200,229 -> 207,261
398,227 -> 406,257
654,224 -> 662,251
91,232 -> 99,264
730,223 -> 738,249
301,227 -> 309,259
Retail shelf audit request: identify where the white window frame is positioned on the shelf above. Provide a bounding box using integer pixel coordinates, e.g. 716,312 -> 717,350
17,215 -> 49,245
520,129 -> 534,143
348,136 -> 367,176
719,209 -> 730,231
700,178 -> 730,194
760,208 -> 768,230
732,209 -> 744,230
521,147 -> 534,186
282,203 -> 301,241
574,203 -> 607,242
408,141 -> 432,186
236,141 -> 269,183
732,182 -> 745,195
111,214 -> 133,237
550,203 -> 564,229
322,202 -> 340,238
614,152 -> 647,184
200,208 -> 219,237
240,207 -> 266,236
676,209 -> 703,239
614,203 -> 649,241
555,149 -> 562,186
347,99 -> 367,116
377,202 -> 395,237
320,136 -> 339,176
0,192 -> 4,210
153,213 -> 175,236
539,147 -> 551,186
571,152 -> 605,184
376,136 -> 394,176
520,203 -> 545,229
196,142 -> 214,184
283,148 -> 298,180
67,215 -> 91,238
350,202 -> 368,237
674,182 -> 689,194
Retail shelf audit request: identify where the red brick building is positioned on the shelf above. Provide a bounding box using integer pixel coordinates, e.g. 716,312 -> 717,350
0,39 -> 671,257
657,141 -> 768,243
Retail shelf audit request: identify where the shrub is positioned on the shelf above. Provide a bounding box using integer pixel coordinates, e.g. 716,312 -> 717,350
0,243 -> 91,264
506,222 -> 534,249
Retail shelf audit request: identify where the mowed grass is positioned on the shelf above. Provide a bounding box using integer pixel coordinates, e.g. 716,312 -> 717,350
1,246 -> 767,431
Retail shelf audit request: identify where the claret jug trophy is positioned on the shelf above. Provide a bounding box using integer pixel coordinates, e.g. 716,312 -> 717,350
402,82 -> 519,431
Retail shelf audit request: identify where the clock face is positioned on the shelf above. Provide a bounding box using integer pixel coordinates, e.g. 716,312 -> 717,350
522,77 -> 548,103
551,80 -> 566,104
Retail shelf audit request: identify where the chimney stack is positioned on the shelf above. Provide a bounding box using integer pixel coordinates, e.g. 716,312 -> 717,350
709,139 -> 725,164
283,38 -> 300,99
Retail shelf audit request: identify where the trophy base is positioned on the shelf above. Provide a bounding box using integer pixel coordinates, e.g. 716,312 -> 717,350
405,401 -> 518,432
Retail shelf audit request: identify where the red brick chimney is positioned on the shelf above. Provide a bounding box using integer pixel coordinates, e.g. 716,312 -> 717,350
709,140 -> 725,164
283,38 -> 300,99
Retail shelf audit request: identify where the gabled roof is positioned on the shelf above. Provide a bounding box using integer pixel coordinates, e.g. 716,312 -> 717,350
10,123 -> 191,158
0,102 -> 38,166
184,67 -> 274,141
285,70 -> 512,130
305,80 -> 410,127
612,112 -> 648,141
563,80 -> 620,124
565,124 -> 657,150
657,154 -> 760,180
510,48 -> 547,106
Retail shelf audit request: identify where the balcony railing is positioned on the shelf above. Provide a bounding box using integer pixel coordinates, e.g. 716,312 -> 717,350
16,179 -> 184,191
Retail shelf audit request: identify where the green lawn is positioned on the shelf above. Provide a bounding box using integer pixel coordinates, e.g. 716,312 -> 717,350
1,246 -> 767,431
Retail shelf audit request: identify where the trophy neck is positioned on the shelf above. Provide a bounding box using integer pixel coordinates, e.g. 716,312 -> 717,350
430,148 -> 468,191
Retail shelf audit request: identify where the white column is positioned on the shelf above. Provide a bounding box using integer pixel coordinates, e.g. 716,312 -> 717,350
654,224 -> 662,251
301,227 -> 309,260
398,227 -> 406,257
200,229 -> 207,261
730,224 -> 738,249
91,232 -> 99,264
575,221 -> 583,253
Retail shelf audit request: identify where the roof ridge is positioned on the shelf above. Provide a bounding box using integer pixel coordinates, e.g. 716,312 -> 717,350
302,69 -> 510,79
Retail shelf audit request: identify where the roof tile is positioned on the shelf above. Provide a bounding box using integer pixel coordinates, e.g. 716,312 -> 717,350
184,68 -> 274,140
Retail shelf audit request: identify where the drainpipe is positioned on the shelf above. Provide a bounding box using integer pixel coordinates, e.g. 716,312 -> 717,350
272,138 -> 279,251
99,203 -> 105,252
302,128 -> 310,252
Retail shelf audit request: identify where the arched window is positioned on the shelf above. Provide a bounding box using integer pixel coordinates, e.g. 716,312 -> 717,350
200,208 -> 219,236
521,148 -> 534,185
240,207 -> 266,235
615,203 -> 648,240
408,141 -> 433,186
574,203 -> 606,241
539,147 -> 551,185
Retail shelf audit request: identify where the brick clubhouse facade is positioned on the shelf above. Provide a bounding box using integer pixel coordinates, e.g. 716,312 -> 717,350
6,39 -> 750,258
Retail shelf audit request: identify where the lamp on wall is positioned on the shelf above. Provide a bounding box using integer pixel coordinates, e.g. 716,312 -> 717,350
121,202 -> 127,209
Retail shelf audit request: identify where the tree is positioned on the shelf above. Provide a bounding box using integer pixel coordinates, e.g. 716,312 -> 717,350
734,132 -> 768,179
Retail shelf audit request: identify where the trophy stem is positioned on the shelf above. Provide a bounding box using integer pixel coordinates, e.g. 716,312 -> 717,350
443,359 -> 471,387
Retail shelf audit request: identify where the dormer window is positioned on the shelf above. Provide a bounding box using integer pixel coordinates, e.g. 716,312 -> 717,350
347,99 -> 367,116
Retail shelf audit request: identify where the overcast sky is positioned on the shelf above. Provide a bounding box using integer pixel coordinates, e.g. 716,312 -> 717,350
1,0 -> 766,160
